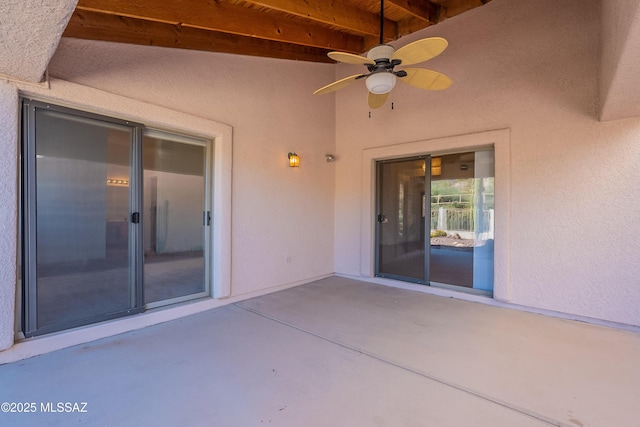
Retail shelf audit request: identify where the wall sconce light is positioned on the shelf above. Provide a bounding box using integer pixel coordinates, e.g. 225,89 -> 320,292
288,152 -> 300,167
326,154 -> 335,162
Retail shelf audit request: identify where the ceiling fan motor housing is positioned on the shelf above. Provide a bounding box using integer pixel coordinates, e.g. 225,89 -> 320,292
367,44 -> 396,61
366,44 -> 398,94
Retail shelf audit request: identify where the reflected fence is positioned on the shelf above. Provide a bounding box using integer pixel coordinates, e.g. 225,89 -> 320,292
430,207 -> 494,238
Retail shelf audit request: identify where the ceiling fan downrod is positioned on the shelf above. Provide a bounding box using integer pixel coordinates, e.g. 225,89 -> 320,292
379,0 -> 384,45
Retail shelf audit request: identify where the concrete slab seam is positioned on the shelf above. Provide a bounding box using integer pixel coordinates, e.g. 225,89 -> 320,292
234,303 -> 572,427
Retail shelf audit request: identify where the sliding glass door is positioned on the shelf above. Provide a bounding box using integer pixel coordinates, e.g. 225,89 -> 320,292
375,150 -> 495,293
21,100 -> 212,336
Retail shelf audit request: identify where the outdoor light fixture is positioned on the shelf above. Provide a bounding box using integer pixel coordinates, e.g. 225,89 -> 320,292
365,72 -> 397,94
288,152 -> 300,167
326,154 -> 335,162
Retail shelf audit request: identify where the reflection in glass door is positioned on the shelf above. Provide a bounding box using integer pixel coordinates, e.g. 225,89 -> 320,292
23,102 -> 143,336
429,151 -> 494,290
375,157 -> 429,283
143,131 -> 209,305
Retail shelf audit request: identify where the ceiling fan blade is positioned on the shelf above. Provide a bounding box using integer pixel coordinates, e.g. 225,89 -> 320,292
313,74 -> 364,95
368,92 -> 389,109
328,51 -> 376,65
398,68 -> 452,90
390,37 -> 448,66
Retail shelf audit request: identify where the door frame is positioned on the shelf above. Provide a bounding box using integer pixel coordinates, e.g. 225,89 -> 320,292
8,84 -> 232,354
20,100 -> 220,336
360,129 -> 512,302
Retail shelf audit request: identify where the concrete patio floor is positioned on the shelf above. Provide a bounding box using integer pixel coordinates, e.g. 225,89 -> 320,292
1,276 -> 639,426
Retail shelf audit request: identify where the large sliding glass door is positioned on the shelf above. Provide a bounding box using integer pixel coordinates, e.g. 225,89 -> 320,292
21,100 -> 212,337
375,150 -> 495,293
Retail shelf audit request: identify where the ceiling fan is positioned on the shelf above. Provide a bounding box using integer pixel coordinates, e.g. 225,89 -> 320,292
313,0 -> 452,109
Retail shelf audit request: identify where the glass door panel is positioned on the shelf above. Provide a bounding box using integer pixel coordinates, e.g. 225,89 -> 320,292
376,157 -> 429,283
143,132 -> 207,304
471,150 -> 495,291
30,107 -> 139,333
429,151 -> 494,291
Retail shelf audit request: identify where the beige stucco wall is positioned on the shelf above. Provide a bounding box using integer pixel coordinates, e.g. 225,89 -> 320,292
0,82 -> 18,350
599,0 -> 640,120
0,0 -> 76,82
334,0 -> 640,326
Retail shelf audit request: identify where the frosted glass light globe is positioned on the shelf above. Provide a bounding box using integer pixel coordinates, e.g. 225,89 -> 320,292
366,72 -> 397,94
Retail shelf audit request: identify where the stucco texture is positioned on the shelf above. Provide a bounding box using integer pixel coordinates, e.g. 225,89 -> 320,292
334,0 -> 640,326
600,0 -> 640,120
0,0 -> 76,82
0,82 -> 18,350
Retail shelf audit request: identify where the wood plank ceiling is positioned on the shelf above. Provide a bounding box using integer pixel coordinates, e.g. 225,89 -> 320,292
63,0 -> 491,63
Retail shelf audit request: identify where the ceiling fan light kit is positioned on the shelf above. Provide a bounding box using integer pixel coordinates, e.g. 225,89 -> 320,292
366,72 -> 397,94
365,44 -> 398,94
313,0 -> 452,109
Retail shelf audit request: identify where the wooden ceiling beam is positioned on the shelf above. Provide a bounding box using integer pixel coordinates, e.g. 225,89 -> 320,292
243,0 -> 397,40
386,0 -> 439,23
62,0 -> 493,63
63,9 -> 335,63
429,0 -> 491,20
396,17 -> 433,38
75,0 -> 364,53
